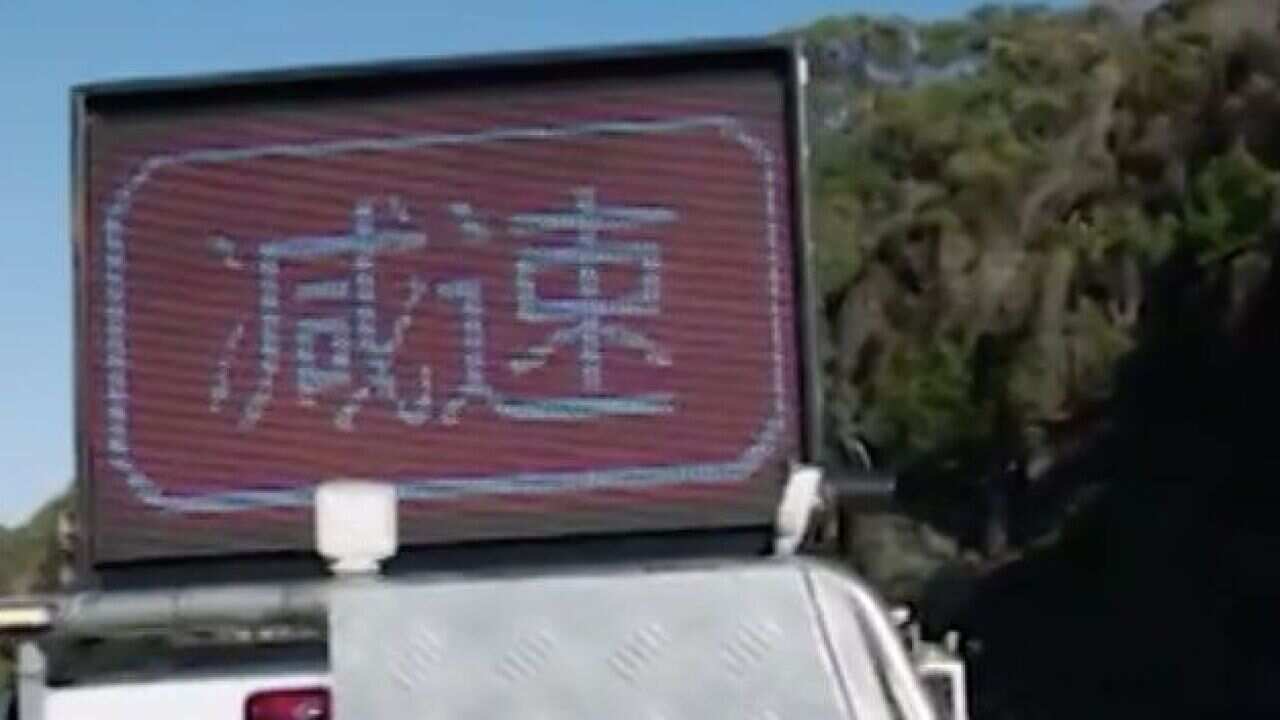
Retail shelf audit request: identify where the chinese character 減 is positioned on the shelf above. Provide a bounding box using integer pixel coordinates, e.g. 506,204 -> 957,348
210,197 -> 432,431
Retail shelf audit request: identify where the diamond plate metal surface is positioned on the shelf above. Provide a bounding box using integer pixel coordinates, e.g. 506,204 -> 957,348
330,563 -> 856,719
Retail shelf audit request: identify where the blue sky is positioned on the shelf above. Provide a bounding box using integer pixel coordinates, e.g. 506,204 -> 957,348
0,0 -> 1076,526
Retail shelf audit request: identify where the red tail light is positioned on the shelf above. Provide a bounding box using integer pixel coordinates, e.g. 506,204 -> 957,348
245,687 -> 330,720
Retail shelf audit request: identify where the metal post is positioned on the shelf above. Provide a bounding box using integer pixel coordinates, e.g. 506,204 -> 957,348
17,642 -> 47,720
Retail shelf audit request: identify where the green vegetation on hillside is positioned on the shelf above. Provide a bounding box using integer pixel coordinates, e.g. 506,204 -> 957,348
0,499 -> 65,596
0,495 -> 66,687
797,0 -> 1280,715
797,0 -> 1280,552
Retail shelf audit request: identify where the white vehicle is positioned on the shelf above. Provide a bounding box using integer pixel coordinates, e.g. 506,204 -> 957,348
3,475 -> 964,720
2,39 -> 965,720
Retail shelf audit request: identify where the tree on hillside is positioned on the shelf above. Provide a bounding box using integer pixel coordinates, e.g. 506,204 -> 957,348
804,0 -> 1280,560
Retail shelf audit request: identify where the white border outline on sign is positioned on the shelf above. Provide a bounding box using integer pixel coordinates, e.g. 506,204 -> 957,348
101,115 -> 788,513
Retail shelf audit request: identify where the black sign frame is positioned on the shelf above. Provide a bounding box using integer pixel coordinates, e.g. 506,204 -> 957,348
71,37 -> 819,587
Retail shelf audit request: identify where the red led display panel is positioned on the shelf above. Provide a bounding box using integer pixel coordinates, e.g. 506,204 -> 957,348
78,48 -> 807,563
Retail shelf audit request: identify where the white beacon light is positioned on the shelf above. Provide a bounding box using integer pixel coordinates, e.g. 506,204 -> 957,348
315,480 -> 398,576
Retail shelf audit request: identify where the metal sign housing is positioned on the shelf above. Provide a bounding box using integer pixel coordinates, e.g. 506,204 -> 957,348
72,38 -> 819,575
